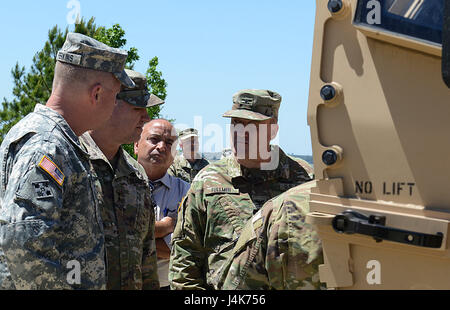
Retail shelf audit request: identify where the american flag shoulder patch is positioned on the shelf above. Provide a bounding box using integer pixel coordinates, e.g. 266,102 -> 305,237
38,155 -> 65,186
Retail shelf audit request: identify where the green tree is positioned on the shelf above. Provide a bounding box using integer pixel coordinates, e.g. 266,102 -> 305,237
0,17 -> 168,149
0,17 -> 97,142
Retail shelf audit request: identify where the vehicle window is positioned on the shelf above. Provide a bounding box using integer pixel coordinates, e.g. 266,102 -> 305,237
354,0 -> 443,45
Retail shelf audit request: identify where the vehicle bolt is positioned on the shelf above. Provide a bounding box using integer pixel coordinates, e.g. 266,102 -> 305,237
320,85 -> 336,101
328,0 -> 343,13
322,150 -> 338,165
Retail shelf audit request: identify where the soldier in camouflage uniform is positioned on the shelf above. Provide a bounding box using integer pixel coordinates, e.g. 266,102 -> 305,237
79,70 -> 164,290
289,156 -> 314,179
169,89 -> 312,290
0,33 -> 134,289
168,128 -> 210,183
220,181 -> 324,290
221,148 -> 233,159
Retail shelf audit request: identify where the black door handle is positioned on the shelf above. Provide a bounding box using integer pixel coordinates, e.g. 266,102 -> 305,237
332,210 -> 443,248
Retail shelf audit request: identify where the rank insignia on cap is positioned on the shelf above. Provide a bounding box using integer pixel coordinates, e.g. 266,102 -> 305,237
38,155 -> 65,186
239,96 -> 254,109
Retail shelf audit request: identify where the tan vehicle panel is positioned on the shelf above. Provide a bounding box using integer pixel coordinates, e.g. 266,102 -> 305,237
307,0 -> 450,289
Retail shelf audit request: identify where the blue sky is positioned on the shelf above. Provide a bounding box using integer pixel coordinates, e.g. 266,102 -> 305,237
0,1 -> 316,155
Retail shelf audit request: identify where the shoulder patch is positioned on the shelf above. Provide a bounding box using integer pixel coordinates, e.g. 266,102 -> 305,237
38,155 -> 65,186
32,180 -> 54,199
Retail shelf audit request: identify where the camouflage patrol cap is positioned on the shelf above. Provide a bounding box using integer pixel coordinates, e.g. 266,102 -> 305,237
178,128 -> 199,141
116,69 -> 165,108
223,89 -> 282,121
56,32 -> 135,88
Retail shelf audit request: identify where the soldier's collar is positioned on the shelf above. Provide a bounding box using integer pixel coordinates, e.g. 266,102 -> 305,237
80,132 -> 107,162
237,146 -> 290,181
114,147 -> 144,180
35,104 -> 89,157
182,153 -> 203,165
80,133 -> 144,180
227,155 -> 243,178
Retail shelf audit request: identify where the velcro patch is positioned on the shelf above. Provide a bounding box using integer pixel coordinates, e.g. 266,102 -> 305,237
38,155 -> 65,186
32,180 -> 53,199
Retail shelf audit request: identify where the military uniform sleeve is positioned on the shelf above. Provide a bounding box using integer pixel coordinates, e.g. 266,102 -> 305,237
142,195 -> 160,290
265,196 -> 323,290
169,181 -> 208,290
0,148 -> 74,289
222,187 -> 324,290
220,205 -> 273,290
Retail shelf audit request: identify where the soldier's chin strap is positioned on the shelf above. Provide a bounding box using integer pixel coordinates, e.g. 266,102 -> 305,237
442,0 -> 450,88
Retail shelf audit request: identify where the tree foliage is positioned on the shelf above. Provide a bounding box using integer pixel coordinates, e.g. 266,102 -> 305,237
0,17 -> 168,149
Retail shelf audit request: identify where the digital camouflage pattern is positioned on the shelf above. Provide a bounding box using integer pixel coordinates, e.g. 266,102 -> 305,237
57,32 -> 134,88
178,128 -> 199,140
0,104 -> 106,290
222,89 -> 282,121
220,181 -> 324,290
168,154 -> 210,183
80,133 -> 159,290
116,69 -> 165,108
169,146 -> 312,290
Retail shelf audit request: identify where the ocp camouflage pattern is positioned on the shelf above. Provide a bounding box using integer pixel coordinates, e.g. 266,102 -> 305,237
0,104 -> 106,290
169,146 -> 312,290
220,181 -> 324,290
80,133 -> 159,290
289,156 -> 314,179
168,154 -> 210,183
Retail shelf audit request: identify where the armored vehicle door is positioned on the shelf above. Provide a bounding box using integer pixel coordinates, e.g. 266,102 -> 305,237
306,0 -> 450,289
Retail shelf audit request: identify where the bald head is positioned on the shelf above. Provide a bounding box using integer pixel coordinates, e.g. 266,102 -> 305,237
135,119 -> 178,180
142,119 -> 174,133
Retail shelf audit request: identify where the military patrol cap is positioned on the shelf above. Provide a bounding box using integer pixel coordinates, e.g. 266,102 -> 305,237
56,32 -> 135,88
179,128 -> 199,141
223,89 -> 282,121
116,69 -> 165,108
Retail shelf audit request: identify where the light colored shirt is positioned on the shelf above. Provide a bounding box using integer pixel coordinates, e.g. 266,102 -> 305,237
151,172 -> 190,287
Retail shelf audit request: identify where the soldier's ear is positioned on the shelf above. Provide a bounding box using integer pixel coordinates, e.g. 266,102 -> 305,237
134,141 -> 139,155
89,83 -> 102,104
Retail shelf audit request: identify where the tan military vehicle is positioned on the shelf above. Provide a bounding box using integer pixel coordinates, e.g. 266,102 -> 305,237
306,0 -> 450,289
